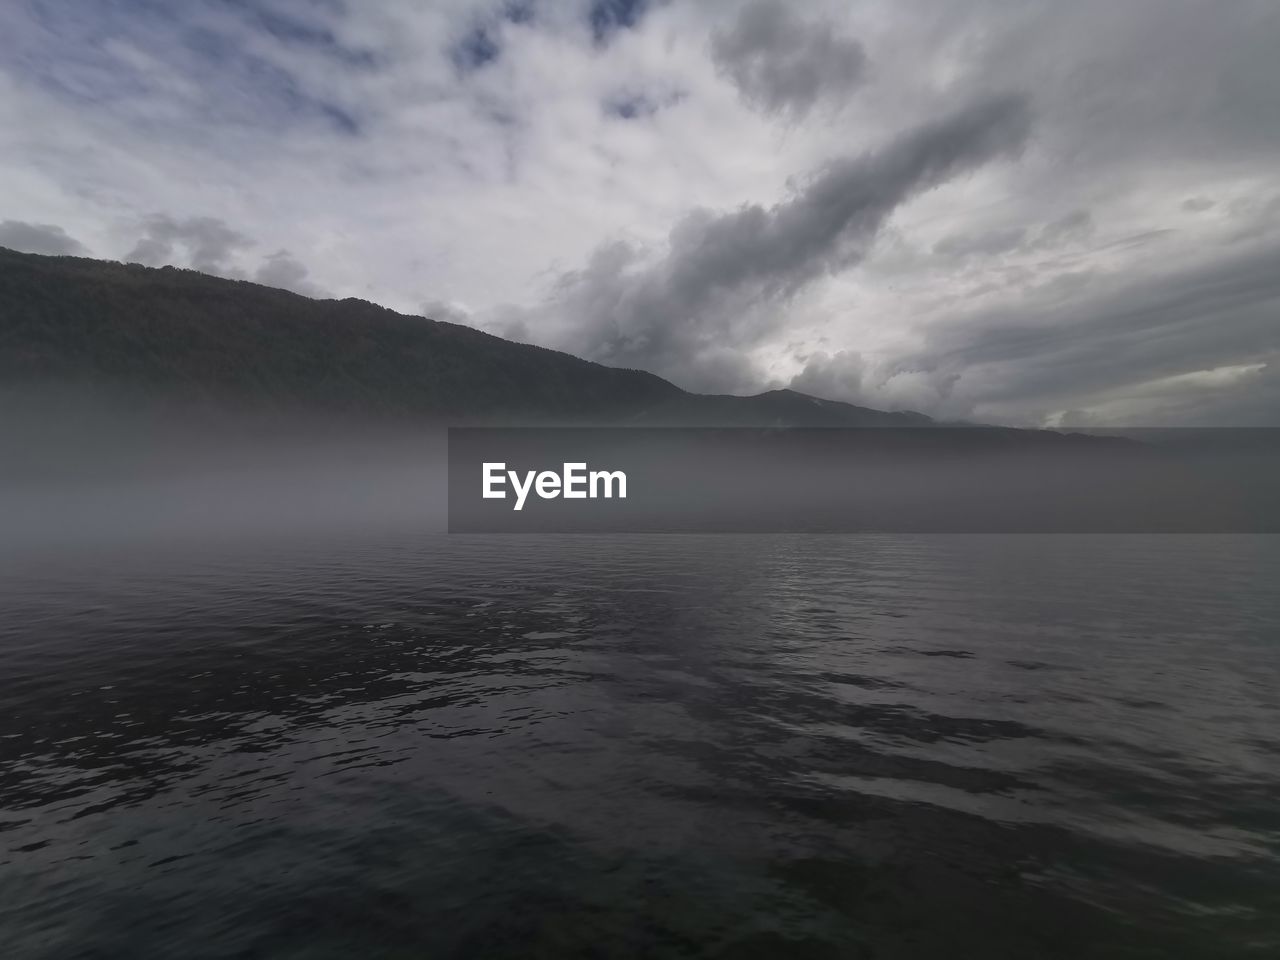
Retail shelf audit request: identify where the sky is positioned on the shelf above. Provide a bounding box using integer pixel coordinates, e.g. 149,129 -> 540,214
1,0 -> 1278,426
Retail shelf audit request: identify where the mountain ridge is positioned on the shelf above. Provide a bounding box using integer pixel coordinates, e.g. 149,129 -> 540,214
0,246 -> 935,427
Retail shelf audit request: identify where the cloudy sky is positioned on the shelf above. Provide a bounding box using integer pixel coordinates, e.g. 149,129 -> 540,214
2,0 -> 1278,426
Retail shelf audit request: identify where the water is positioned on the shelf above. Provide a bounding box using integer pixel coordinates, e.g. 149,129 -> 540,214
1,534 -> 1278,958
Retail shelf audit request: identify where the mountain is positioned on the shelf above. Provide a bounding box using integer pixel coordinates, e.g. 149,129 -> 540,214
632,388 -> 935,427
0,247 -> 931,427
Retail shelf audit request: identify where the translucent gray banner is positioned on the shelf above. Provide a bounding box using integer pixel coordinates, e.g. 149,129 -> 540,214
448,428 -> 1280,533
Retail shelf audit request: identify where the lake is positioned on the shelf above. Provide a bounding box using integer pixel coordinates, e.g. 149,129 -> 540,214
2,534 -> 1277,958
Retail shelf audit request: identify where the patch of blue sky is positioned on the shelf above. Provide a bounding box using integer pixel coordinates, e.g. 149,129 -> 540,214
450,23 -> 502,74
587,0 -> 648,45
449,0 -> 544,75
502,0 -> 537,26
604,93 -> 657,120
221,0 -> 380,69
603,88 -> 684,120
11,0 -> 366,136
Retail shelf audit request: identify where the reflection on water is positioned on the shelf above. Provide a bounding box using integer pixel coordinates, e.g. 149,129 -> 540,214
1,535 -> 1278,958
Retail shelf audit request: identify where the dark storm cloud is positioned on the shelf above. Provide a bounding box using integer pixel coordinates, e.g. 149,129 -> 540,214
542,93 -> 1032,391
127,215 -> 254,275
0,220 -> 88,257
711,0 -> 867,119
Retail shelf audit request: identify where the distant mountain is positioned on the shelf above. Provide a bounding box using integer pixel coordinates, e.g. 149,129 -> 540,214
632,388 -> 936,427
0,247 -> 938,427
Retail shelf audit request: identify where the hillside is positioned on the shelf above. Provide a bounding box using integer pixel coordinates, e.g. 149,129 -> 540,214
0,247 -> 932,426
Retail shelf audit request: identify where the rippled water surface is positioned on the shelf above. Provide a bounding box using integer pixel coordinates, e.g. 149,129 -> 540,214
2,535 -> 1278,958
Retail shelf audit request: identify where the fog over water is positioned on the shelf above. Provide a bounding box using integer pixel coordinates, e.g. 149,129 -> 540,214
5,392 -> 1277,551
0,391 -> 450,551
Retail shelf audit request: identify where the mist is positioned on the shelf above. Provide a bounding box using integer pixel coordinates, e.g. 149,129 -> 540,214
0,386 -> 450,557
